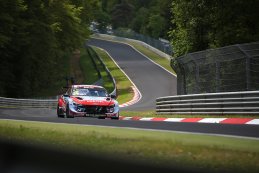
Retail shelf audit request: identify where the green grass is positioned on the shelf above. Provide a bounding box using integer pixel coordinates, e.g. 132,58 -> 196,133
128,42 -> 175,74
92,46 -> 133,104
0,120 -> 258,173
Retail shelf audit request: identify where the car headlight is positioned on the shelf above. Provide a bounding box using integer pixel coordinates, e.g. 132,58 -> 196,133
107,104 -> 115,113
71,101 -> 82,107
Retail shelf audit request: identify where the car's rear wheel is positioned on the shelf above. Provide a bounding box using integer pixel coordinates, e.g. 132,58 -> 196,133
66,104 -> 74,118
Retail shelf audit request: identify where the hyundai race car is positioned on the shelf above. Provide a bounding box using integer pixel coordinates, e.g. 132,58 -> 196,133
57,85 -> 119,119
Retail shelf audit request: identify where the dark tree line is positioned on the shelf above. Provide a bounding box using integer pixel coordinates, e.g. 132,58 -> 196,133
170,0 -> 259,57
95,0 -> 259,56
0,0 -> 95,97
95,0 -> 173,39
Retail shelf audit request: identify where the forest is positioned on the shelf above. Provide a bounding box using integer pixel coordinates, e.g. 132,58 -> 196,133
0,0 -> 95,97
0,0 -> 258,97
96,0 -> 259,56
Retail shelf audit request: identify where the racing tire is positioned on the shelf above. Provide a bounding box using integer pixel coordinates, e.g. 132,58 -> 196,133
111,113 -> 120,120
111,116 -> 119,120
98,116 -> 105,119
66,104 -> 74,118
57,105 -> 64,118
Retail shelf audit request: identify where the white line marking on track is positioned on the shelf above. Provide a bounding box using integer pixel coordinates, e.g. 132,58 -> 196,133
139,117 -> 153,121
121,117 -> 132,120
163,118 -> 185,122
198,118 -> 227,123
246,119 -> 259,125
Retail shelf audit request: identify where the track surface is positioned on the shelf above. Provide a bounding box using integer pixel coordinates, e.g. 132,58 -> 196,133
1,108 -> 259,138
1,39 -> 259,139
87,38 -> 177,111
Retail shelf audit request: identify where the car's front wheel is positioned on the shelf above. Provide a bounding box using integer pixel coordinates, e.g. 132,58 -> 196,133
111,114 -> 119,120
57,105 -> 64,118
111,117 -> 119,120
66,104 -> 74,118
98,116 -> 106,119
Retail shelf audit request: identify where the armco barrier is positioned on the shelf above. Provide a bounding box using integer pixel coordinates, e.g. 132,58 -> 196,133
156,91 -> 259,115
0,97 -> 57,108
86,45 -> 117,96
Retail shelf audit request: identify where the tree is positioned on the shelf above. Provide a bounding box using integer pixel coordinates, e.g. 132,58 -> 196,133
169,0 -> 259,57
147,14 -> 166,38
111,0 -> 134,29
130,7 -> 149,34
0,0 -> 93,97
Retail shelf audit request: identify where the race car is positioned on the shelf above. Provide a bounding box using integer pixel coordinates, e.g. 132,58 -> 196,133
57,85 -> 119,119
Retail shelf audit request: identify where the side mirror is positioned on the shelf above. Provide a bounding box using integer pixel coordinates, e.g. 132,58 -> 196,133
110,94 -> 116,99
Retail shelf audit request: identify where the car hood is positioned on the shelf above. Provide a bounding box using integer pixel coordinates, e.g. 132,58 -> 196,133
70,96 -> 114,106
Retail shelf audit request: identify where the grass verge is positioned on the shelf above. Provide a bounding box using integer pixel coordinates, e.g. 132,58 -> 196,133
128,42 -> 175,74
91,46 -> 133,104
0,120 -> 258,173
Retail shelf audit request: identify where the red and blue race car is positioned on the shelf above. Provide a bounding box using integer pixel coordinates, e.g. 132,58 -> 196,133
57,85 -> 119,119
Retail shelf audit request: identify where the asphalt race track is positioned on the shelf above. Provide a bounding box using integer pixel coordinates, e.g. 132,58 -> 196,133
87,38 -> 177,111
1,108 -> 259,139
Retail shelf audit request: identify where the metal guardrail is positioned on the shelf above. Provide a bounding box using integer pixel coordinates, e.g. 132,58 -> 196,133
0,97 -> 57,108
156,91 -> 259,115
86,45 -> 117,96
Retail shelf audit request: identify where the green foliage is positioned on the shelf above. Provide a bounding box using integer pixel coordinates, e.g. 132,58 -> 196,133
79,48 -> 100,85
111,0 -> 134,29
99,0 -> 172,39
170,0 -> 259,57
147,14 -> 166,39
95,10 -> 111,33
0,0 -> 94,97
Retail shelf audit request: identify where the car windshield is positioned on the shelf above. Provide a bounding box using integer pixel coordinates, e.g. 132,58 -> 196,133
72,88 -> 108,97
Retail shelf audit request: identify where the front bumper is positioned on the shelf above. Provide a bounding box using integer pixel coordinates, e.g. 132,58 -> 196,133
68,104 -> 119,118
